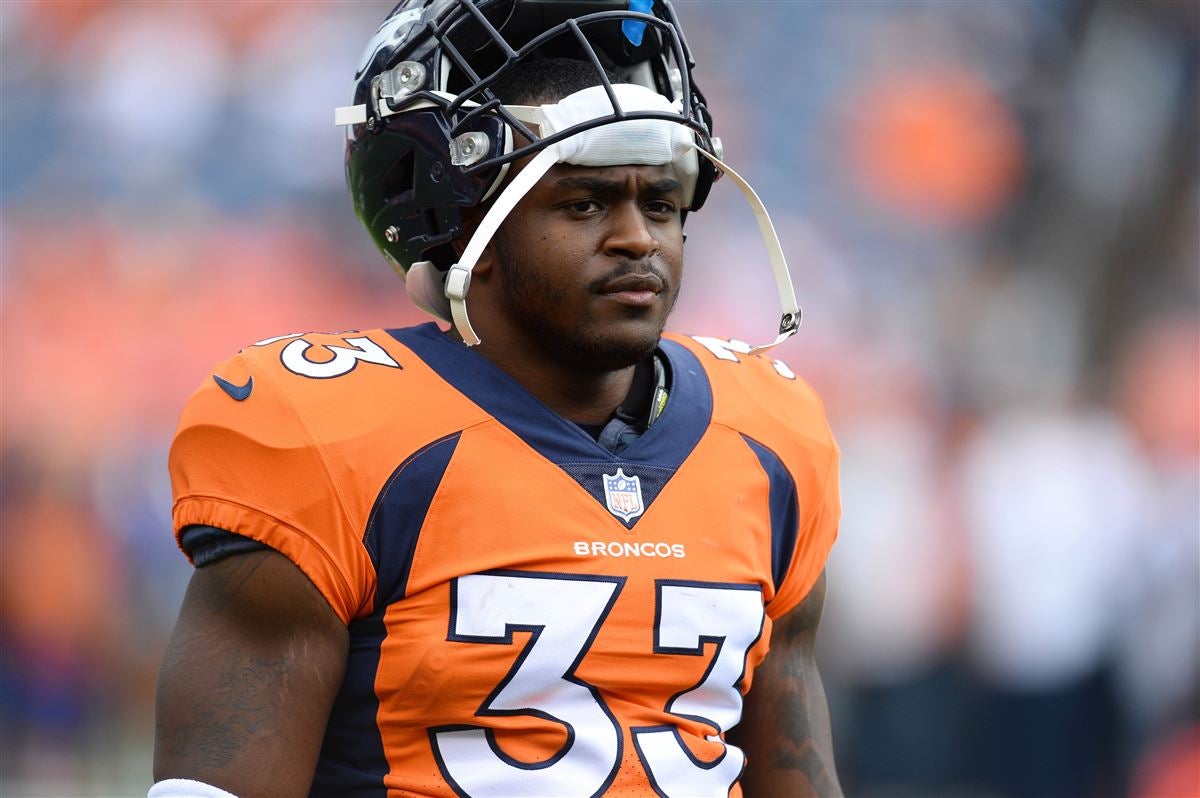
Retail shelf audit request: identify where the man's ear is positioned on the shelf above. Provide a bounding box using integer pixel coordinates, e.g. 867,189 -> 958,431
453,210 -> 498,276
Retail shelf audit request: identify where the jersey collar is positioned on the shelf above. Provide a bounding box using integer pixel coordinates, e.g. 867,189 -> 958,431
388,322 -> 712,470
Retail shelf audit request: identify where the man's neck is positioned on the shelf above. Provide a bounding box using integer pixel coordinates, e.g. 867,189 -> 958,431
458,331 -> 638,425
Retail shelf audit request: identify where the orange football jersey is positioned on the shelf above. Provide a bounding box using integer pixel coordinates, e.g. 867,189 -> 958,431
169,323 -> 839,798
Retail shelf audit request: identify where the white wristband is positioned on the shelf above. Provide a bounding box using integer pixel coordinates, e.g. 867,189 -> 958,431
148,779 -> 240,798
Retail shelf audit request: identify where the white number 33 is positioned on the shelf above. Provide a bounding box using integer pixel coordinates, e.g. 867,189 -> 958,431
431,571 -> 765,798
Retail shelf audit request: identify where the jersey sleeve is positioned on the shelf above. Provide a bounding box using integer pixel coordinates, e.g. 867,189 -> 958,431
168,352 -> 376,624
765,425 -> 840,620
668,334 -> 842,620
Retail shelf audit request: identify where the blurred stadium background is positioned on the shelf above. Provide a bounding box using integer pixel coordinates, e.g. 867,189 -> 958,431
1,1 -> 1197,796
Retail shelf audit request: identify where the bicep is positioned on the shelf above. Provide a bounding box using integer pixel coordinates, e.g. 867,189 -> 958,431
731,572 -> 843,798
154,549 -> 349,797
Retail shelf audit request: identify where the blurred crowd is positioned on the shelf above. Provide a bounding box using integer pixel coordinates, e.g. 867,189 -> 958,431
1,1 -> 1197,796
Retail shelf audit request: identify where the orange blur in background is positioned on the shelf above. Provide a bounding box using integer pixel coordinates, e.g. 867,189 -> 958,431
1,1 -> 1196,796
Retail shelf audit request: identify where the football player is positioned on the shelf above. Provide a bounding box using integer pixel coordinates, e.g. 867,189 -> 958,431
152,1 -> 842,796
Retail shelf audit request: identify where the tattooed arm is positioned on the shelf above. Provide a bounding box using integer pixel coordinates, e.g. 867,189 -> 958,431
154,549 -> 349,796
729,571 -> 842,798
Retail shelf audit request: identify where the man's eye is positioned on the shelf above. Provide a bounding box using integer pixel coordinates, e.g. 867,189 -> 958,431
566,200 -> 602,214
645,201 -> 676,215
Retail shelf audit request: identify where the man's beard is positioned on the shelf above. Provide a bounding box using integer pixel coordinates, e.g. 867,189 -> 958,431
494,237 -> 677,373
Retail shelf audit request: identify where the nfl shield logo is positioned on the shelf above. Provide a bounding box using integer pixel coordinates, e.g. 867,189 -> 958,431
603,468 -> 644,522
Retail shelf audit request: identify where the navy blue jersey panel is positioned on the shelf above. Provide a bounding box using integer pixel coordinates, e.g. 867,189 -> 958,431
364,431 -> 461,606
740,435 -> 800,590
310,614 -> 389,798
559,461 -> 676,528
312,435 -> 459,796
387,324 -> 712,472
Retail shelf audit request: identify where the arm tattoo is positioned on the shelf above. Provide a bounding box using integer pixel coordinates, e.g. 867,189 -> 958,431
769,663 -> 837,795
166,652 -> 293,773
738,574 -> 841,796
158,551 -> 300,775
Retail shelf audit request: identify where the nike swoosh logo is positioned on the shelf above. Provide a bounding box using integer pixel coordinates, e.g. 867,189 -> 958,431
213,374 -> 253,401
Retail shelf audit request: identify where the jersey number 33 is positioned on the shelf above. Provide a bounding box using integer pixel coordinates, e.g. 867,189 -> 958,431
429,571 -> 765,798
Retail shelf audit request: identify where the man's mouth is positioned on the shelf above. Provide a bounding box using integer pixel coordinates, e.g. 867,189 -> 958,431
598,273 -> 664,306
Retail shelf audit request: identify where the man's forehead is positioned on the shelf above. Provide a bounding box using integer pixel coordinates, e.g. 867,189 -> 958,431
541,162 -> 683,191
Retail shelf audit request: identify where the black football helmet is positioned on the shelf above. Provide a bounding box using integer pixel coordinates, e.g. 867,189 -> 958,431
339,0 -> 719,287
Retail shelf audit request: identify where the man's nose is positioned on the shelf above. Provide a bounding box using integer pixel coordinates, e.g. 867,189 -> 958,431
602,201 -> 659,260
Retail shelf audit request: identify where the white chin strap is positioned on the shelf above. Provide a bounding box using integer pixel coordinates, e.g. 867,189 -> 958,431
433,84 -> 801,354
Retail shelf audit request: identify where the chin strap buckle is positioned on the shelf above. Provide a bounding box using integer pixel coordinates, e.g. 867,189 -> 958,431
445,262 -> 481,347
444,262 -> 472,301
